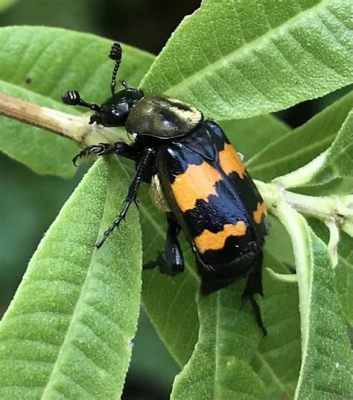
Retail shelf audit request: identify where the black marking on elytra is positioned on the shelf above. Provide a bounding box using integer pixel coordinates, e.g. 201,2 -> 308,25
182,178 -> 254,238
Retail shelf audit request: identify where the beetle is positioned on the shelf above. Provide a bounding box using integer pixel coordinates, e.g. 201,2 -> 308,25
62,42 -> 268,333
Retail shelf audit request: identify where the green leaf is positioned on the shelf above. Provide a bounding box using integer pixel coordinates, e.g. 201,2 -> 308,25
335,231 -> 353,326
141,0 -> 353,120
0,26 -> 154,176
0,26 -> 154,101
0,81 -> 78,178
220,114 -> 290,164
274,202 -> 353,399
252,253 -> 301,400
246,91 -> 353,181
0,158 -> 142,399
171,284 -> 266,400
308,218 -> 353,326
296,108 -> 353,194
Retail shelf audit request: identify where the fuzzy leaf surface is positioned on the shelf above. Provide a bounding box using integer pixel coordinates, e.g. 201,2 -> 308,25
0,158 -> 142,399
298,108 -> 353,193
252,253 -> 301,399
220,114 -> 290,169
277,205 -> 353,400
0,81 -> 78,177
308,219 -> 353,326
142,0 -> 353,120
246,91 -> 353,181
335,230 -> 353,326
171,283 -> 266,400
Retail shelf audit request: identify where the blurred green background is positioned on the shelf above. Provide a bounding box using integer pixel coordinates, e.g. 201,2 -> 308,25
0,1 -> 349,399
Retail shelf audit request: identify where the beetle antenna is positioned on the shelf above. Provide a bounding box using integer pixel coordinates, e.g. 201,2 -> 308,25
109,42 -> 122,95
62,90 -> 101,112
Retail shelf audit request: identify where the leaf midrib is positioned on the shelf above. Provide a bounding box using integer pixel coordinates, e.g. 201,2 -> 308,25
41,164 -> 110,399
160,0 -> 336,96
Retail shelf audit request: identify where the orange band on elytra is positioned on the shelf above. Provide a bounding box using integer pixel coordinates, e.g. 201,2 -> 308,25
219,143 -> 245,179
171,162 -> 222,212
194,221 -> 247,253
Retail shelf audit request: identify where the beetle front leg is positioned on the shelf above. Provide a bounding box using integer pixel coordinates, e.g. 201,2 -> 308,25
72,141 -> 136,166
144,214 -> 184,275
96,147 -> 155,248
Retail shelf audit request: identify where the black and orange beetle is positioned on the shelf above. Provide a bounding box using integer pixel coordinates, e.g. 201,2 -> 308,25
63,42 -> 268,332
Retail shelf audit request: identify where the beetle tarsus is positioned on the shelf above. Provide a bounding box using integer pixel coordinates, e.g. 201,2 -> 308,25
72,141 -> 137,166
72,143 -> 112,166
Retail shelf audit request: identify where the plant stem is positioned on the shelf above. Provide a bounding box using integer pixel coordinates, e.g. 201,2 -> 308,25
256,179 -> 353,256
273,152 -> 327,189
0,93 -> 125,146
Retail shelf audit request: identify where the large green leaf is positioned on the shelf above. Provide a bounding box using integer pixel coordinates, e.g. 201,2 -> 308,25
0,26 -> 153,101
141,0 -> 353,120
246,91 -> 353,181
0,26 -> 154,176
0,82 -> 78,178
171,283 -> 266,400
293,108 -> 353,194
252,254 -> 301,400
274,202 -> 353,399
220,114 -> 290,168
335,230 -> 353,326
308,218 -> 353,326
0,158 -> 142,399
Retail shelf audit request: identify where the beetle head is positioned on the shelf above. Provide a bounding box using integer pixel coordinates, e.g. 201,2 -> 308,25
91,87 -> 144,127
62,85 -> 144,127
62,42 -> 144,127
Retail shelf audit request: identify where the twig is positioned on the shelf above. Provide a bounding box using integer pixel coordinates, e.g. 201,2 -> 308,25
0,93 -> 125,146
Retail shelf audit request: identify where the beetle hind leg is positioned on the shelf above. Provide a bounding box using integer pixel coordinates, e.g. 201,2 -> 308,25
143,214 -> 184,276
242,252 -> 267,335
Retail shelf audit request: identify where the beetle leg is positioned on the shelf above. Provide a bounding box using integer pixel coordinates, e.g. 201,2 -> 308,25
242,252 -> 267,335
143,214 -> 184,275
72,141 -> 136,166
96,147 -> 155,248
